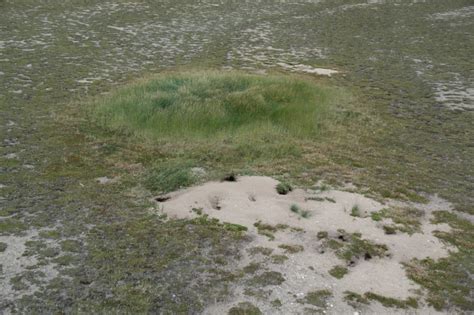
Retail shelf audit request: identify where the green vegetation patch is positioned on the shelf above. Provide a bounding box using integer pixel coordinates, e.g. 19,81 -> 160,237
276,182 -> 293,195
344,291 -> 418,309
248,271 -> 285,287
253,221 -> 288,240
83,213 -> 247,313
92,71 -> 336,143
270,255 -> 289,264
247,246 -> 273,257
290,204 -> 311,218
278,244 -> 304,254
298,290 -> 332,308
328,265 -> 348,279
323,230 -> 389,263
350,205 -> 362,217
228,302 -> 262,315
404,211 -> 474,311
144,163 -> 197,193
0,218 -> 27,235
371,207 -> 424,234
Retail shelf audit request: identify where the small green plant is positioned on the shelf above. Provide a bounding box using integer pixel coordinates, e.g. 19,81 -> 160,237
248,271 -> 285,287
192,208 -> 203,215
278,244 -> 304,254
297,290 -> 332,307
271,255 -> 289,264
329,265 -> 349,279
228,302 -> 262,315
253,221 -> 288,240
317,231 -> 328,240
350,205 -> 362,217
271,299 -> 282,307
365,292 -> 418,309
371,207 -> 423,234
247,246 -> 273,256
223,222 -> 248,232
276,182 -> 293,195
344,291 -> 369,305
315,184 -> 330,192
383,225 -> 397,235
371,211 -> 383,221
343,291 -> 418,309
300,210 -> 311,218
289,204 -> 311,218
243,262 -> 261,274
290,204 -> 300,213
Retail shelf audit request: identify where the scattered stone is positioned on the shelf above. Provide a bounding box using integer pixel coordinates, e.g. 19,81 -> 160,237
190,167 -> 206,178
4,138 -> 19,146
96,176 -> 120,184
4,153 -> 18,159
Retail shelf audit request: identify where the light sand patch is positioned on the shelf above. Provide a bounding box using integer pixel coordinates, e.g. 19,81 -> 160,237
0,230 -> 59,301
158,176 -> 451,314
430,6 -> 474,20
277,62 -> 339,76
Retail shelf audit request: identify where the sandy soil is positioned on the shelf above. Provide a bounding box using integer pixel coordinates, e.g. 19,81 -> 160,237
157,176 -> 452,314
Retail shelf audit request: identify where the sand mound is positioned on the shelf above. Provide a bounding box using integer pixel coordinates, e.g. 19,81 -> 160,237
157,176 -> 452,314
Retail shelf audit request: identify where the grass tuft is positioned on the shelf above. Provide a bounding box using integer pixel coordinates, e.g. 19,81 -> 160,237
276,182 -> 292,195
328,265 -> 349,279
298,290 -> 332,308
144,163 -> 196,193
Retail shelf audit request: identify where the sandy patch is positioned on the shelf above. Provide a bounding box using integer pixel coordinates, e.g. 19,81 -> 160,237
277,62 -> 339,76
157,176 -> 451,314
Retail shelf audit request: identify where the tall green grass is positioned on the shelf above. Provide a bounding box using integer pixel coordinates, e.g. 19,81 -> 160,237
91,71 -> 336,143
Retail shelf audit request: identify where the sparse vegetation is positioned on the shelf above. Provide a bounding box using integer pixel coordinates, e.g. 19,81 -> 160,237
298,290 -> 332,308
253,221 -> 288,240
228,302 -> 262,315
364,292 -> 418,309
243,262 -> 261,274
404,211 -> 474,311
290,204 -> 300,213
371,207 -> 424,234
247,247 -> 273,257
271,255 -> 289,264
278,244 -> 304,254
317,231 -> 328,240
289,204 -> 311,218
350,205 -> 362,217
382,225 -> 397,235
323,231 -> 389,264
329,265 -> 348,279
248,271 -> 285,287
344,291 -> 418,309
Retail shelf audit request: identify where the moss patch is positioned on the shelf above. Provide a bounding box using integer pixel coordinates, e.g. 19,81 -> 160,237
228,302 -> 262,315
298,290 -> 332,308
344,291 -> 418,309
328,265 -> 348,279
248,271 -> 285,287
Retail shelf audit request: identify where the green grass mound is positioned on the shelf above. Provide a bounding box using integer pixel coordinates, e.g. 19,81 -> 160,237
92,71 -> 338,142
